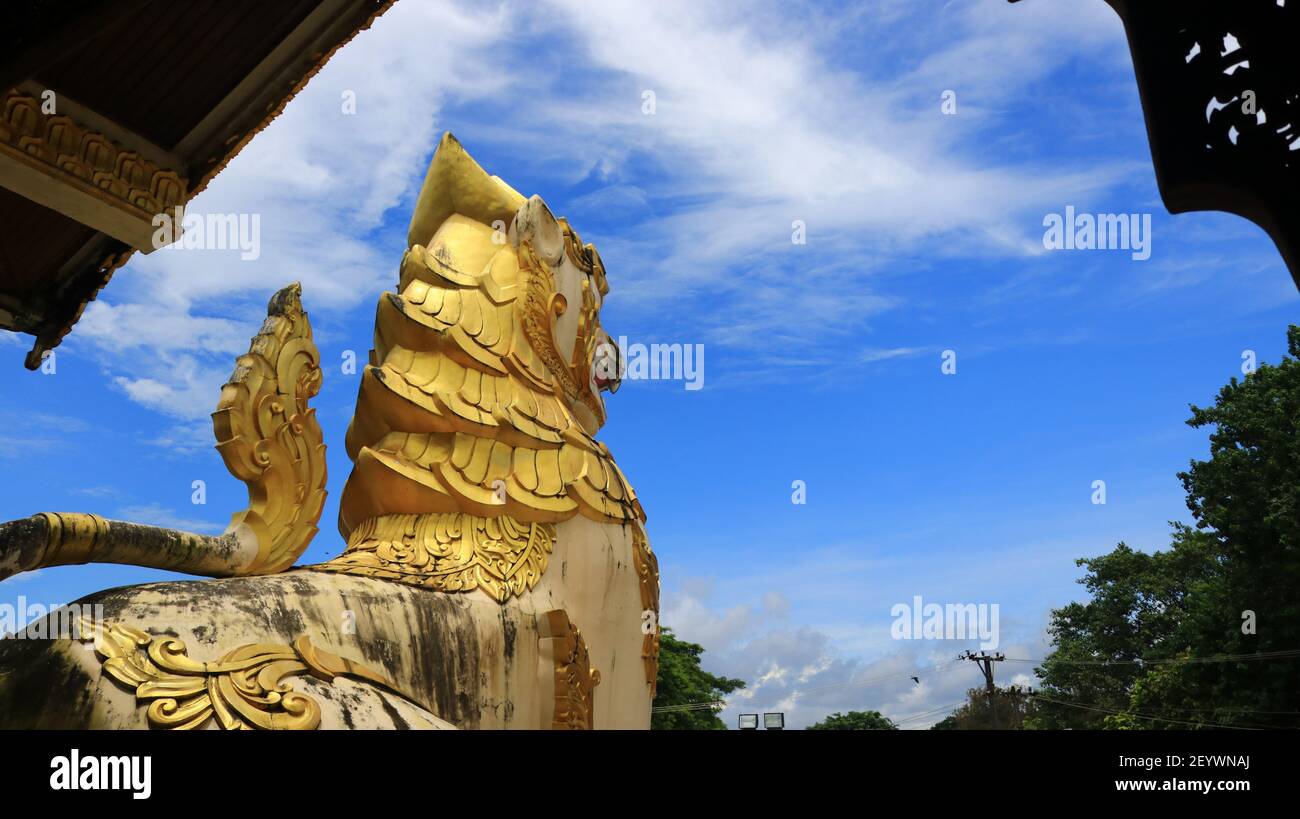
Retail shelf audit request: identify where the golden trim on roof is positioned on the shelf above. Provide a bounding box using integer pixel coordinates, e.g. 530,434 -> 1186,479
0,90 -> 188,220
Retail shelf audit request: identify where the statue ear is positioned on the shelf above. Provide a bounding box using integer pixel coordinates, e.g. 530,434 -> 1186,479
511,195 -> 564,265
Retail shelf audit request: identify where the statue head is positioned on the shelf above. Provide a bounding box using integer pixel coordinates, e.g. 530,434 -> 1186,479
336,133 -> 644,539
404,133 -> 619,435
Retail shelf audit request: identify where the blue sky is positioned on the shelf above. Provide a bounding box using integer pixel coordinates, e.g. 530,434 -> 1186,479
1,0 -> 1297,728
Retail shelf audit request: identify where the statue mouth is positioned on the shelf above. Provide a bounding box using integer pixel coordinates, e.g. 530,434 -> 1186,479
594,371 -> 620,394
592,336 -> 620,394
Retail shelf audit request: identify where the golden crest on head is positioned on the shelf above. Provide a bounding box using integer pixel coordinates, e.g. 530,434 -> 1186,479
407,132 -> 526,250
403,133 -> 615,428
325,133 -> 643,596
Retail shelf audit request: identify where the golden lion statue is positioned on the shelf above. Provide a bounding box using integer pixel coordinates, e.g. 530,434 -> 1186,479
0,134 -> 659,730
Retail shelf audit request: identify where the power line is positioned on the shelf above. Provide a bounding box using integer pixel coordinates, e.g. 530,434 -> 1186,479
1026,694 -> 1287,731
891,701 -> 966,727
1117,705 -> 1300,715
1004,648 -> 1300,668
651,700 -> 726,714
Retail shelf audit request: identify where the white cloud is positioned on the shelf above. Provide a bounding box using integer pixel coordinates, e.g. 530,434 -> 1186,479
0,569 -> 43,586
106,347 -> 243,423
660,540 -> 1066,728
861,346 -> 924,363
0,435 -> 58,459
63,0 -> 1138,417
72,486 -> 124,500
668,578 -> 1052,729
514,0 -> 1130,317
114,503 -> 225,535
0,411 -> 90,458
72,0 -> 514,421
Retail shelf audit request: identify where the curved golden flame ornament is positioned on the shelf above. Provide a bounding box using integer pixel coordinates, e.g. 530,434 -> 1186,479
85,622 -> 399,731
0,283 -> 326,580
213,282 -> 328,574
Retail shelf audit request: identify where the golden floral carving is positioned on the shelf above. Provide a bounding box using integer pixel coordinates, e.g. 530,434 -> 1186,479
558,217 -> 608,295
0,90 -> 187,218
84,623 -> 399,731
539,610 -> 600,730
518,239 -> 605,424
631,526 -> 661,695
311,512 -> 554,602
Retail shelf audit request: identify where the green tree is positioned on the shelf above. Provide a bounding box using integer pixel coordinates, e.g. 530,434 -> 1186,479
931,713 -> 959,730
1170,324 -> 1300,724
807,710 -> 898,730
651,628 -> 746,730
1032,325 -> 1300,729
1029,527 -> 1218,729
932,686 -> 1036,730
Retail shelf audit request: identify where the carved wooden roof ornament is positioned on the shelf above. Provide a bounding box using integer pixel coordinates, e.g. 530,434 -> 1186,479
0,0 -> 398,368
1012,0 -> 1300,290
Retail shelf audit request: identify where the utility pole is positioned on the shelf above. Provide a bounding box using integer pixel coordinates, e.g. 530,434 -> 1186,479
960,650 -> 1005,729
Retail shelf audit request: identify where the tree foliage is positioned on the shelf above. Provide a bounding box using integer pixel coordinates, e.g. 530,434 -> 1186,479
807,710 -> 898,730
932,686 -> 1036,730
1032,326 -> 1300,729
651,628 -> 746,730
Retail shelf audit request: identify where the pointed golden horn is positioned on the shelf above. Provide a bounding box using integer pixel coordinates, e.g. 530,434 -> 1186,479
407,132 -> 526,248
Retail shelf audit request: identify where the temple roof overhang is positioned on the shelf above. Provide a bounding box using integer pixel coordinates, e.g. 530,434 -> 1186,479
0,0 -> 395,368
1011,0 -> 1300,292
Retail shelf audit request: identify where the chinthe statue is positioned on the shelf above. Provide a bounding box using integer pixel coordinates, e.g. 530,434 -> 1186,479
0,133 -> 659,730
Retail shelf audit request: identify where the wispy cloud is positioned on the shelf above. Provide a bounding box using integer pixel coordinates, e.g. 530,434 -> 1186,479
861,346 -> 925,363
114,503 -> 225,535
66,0 -> 1141,418
72,486 -> 124,500
0,411 -> 89,459
72,0 -> 513,420
664,575 -> 1053,729
0,435 -> 58,459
